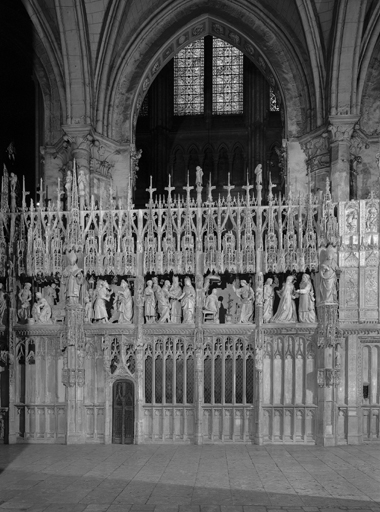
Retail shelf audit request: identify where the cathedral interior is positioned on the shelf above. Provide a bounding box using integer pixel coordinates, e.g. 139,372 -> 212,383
0,0 -> 380,448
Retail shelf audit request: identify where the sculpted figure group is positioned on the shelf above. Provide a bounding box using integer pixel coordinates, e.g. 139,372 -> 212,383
14,249 -> 337,325
144,276 -> 196,324
264,273 -> 317,324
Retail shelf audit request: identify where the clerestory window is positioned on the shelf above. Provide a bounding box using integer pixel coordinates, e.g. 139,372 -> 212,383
174,36 -> 243,116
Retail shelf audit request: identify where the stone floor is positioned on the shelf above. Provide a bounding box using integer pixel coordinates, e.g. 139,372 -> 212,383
1,444 -> 380,512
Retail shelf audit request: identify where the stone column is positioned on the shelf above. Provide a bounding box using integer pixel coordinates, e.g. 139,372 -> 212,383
134,343 -> 145,444
328,115 -> 359,202
254,273 -> 264,445
63,303 -> 86,444
346,334 -> 361,444
315,304 -> 343,446
194,330 -> 204,446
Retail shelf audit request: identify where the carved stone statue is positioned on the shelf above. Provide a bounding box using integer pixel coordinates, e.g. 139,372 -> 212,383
32,292 -> 52,324
271,275 -> 297,323
203,289 -> 220,323
43,284 -> 57,309
319,247 -> 339,304
179,277 -> 196,323
93,280 -> 111,323
263,277 -> 277,323
169,276 -> 182,323
320,262 -> 337,303
296,274 -> 317,323
196,166 -> 203,187
84,289 -> 94,323
157,280 -> 171,323
233,279 -> 254,323
62,252 -> 84,304
65,170 -> 72,196
18,283 -> 32,322
144,280 -> 156,323
0,284 -> 7,325
116,279 -> 133,324
78,169 -> 88,209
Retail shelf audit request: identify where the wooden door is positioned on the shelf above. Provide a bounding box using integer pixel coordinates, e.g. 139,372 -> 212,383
112,380 -> 134,444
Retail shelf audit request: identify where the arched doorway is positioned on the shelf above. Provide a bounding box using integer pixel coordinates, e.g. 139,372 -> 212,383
112,380 -> 134,444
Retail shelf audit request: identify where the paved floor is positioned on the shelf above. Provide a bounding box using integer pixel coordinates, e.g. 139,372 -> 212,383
1,444 -> 380,512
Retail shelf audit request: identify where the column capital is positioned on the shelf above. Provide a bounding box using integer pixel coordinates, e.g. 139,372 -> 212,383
328,115 -> 360,143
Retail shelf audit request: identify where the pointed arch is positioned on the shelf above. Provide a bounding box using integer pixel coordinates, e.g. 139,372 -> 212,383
95,1 -> 318,142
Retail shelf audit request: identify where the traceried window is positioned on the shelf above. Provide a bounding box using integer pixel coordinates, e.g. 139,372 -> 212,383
212,38 -> 243,114
174,37 -> 243,116
174,39 -> 204,115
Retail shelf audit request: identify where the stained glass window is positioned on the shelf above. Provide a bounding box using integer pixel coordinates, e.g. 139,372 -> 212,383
173,37 -> 244,116
174,39 -> 204,115
212,38 -> 243,114
270,87 -> 280,112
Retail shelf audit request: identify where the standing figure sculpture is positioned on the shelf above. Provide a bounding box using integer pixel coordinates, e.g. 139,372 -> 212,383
116,280 -> 133,323
296,274 -> 317,323
263,278 -> 277,323
320,261 -> 338,303
32,292 -> 52,324
179,277 -> 196,323
78,169 -> 88,209
144,280 -> 156,323
18,283 -> 32,322
233,279 -> 254,323
271,275 -> 297,323
62,252 -> 84,304
157,280 -> 171,323
84,289 -> 94,323
169,276 -> 182,323
93,280 -> 111,323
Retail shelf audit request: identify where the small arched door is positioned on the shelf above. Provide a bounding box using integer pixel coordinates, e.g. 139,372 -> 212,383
112,380 -> 134,444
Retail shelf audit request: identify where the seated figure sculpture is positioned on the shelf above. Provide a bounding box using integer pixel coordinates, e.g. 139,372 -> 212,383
203,288 -> 220,323
32,292 -> 52,324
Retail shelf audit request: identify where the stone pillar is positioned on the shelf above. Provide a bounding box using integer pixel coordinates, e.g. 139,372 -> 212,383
315,304 -> 343,446
329,115 -> 359,202
346,334 -> 361,444
287,140 -> 309,197
254,272 -> 264,445
194,330 -> 204,446
63,304 -> 86,444
193,225 -> 204,444
134,343 -> 145,444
